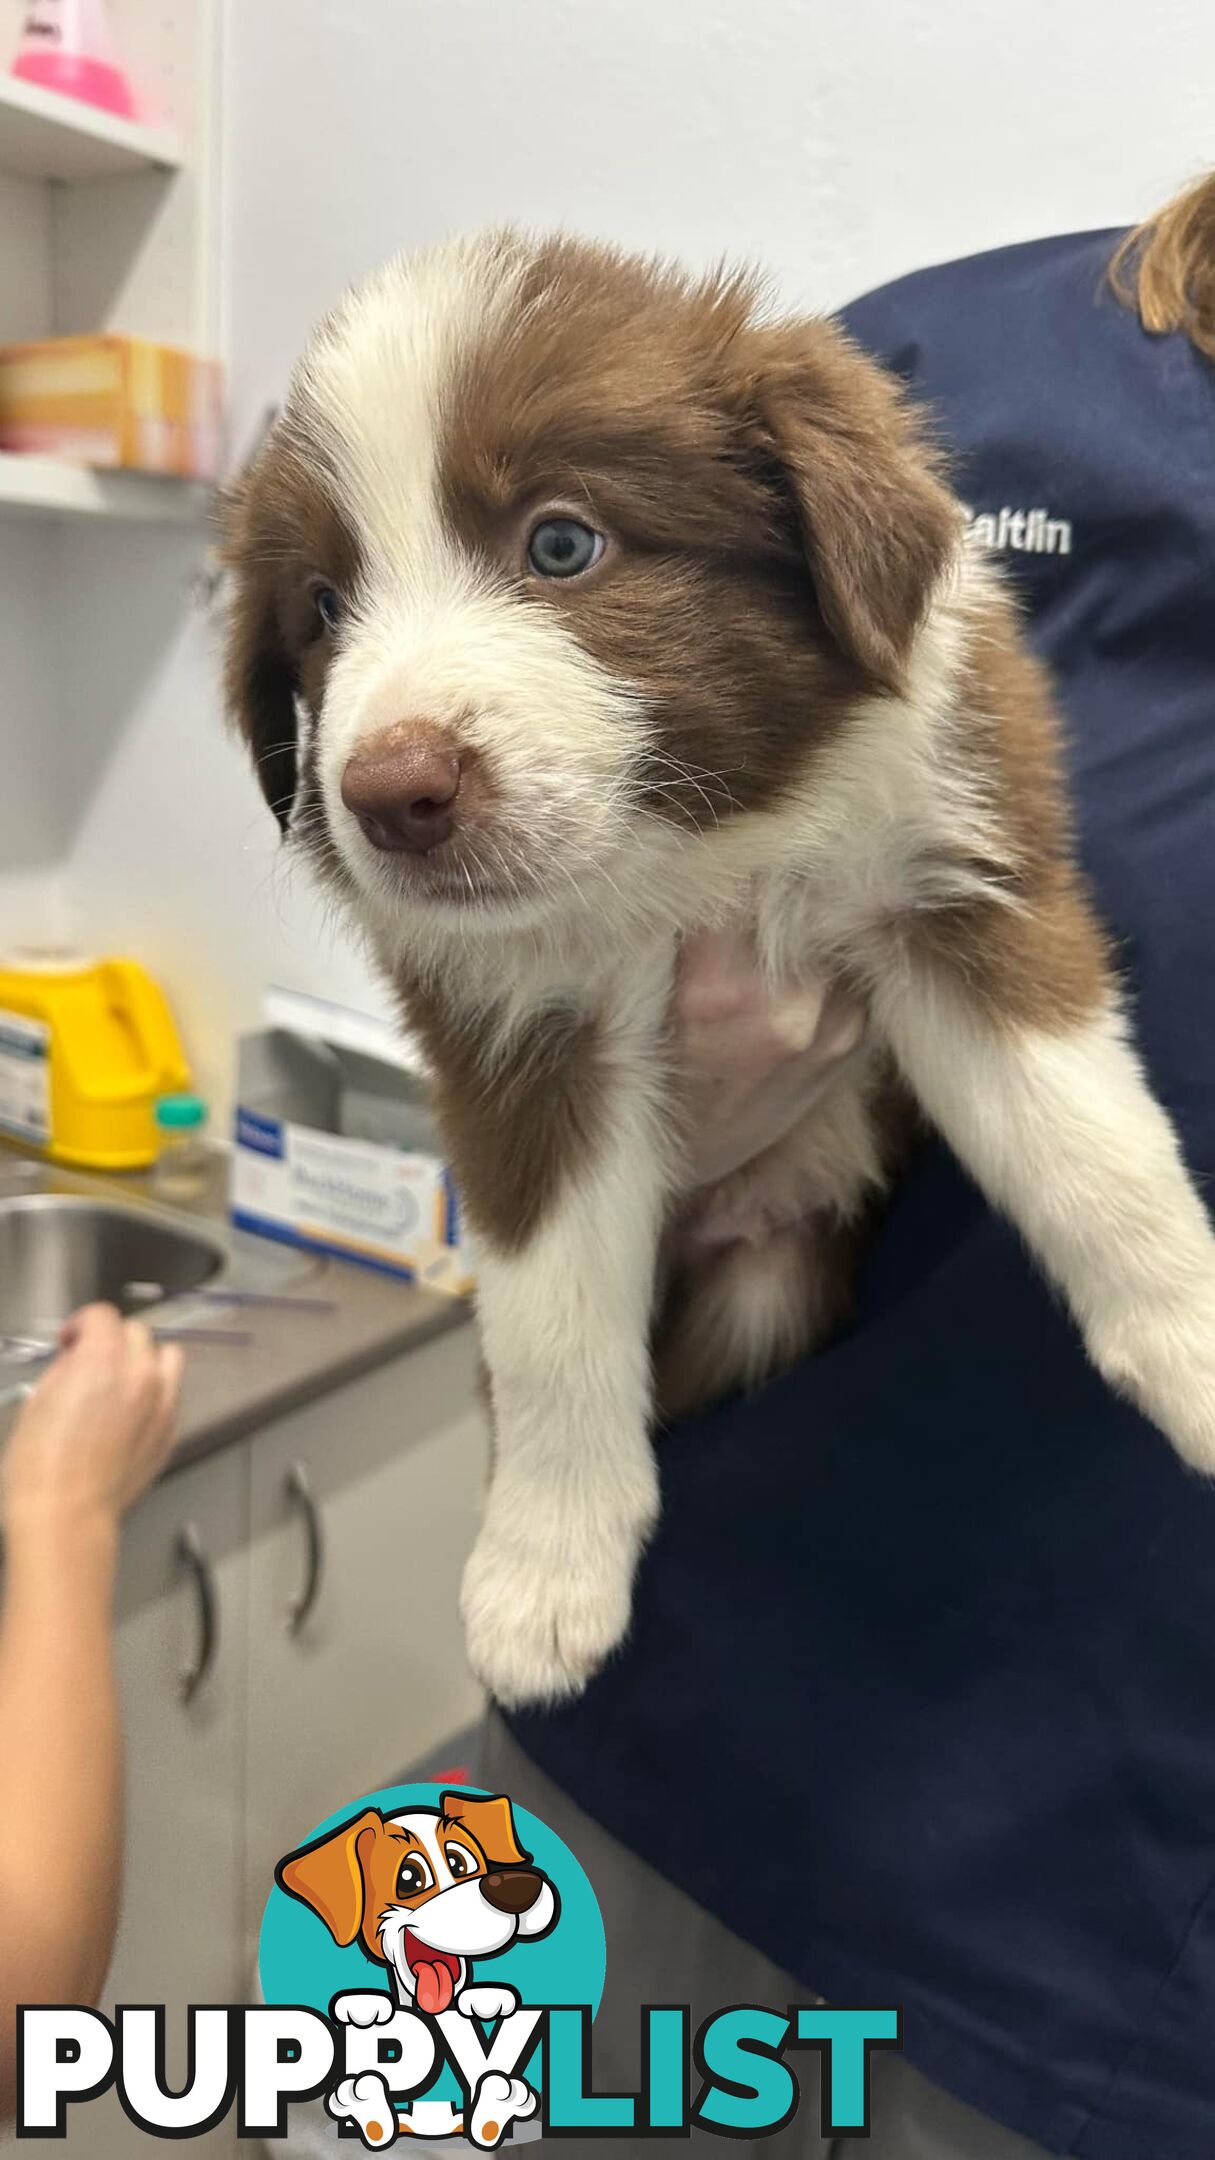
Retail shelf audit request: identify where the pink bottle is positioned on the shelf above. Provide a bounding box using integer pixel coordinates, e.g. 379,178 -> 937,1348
12,0 -> 139,121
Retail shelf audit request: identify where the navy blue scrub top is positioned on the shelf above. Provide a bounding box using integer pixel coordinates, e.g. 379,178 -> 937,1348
509,231 -> 1215,2159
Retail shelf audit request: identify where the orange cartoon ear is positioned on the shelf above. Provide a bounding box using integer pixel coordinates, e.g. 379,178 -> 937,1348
276,1807 -> 383,1946
440,1791 -> 530,1869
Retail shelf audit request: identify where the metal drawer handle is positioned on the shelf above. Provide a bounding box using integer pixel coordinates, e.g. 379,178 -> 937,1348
175,1523 -> 217,1704
285,1462 -> 324,1635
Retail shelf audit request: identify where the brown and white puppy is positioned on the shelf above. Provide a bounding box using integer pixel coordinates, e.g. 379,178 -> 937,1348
224,230 -> 1215,1707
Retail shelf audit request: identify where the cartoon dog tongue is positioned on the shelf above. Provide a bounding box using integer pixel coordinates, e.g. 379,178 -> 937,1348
415,1959 -> 454,2015
410,1942 -> 458,2015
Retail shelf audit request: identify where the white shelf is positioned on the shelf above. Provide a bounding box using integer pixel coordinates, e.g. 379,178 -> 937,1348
0,74 -> 183,183
0,450 -> 210,523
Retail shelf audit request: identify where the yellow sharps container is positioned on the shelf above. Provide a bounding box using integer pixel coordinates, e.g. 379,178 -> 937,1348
0,953 -> 191,1170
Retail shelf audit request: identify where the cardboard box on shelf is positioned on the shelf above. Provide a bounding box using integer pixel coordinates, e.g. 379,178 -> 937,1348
232,991 -> 473,1299
0,335 -> 223,478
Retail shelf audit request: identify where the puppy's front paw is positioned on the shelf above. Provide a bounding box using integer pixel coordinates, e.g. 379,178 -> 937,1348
457,1983 -> 520,2022
331,1991 -> 396,2028
461,1514 -> 646,1708
1093,1289 -> 1215,1474
327,2070 -> 399,2147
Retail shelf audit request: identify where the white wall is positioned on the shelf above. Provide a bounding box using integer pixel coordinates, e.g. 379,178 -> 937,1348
0,521 -> 70,952
10,0 -> 1214,1117
225,0 -> 1213,382
48,518 -> 385,1116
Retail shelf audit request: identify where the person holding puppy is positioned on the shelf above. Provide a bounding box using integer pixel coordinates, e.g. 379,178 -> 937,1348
493,174 -> 1215,2158
0,1307 -> 181,2121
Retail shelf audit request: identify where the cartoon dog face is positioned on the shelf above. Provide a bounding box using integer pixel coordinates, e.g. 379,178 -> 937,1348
277,1791 -> 558,2013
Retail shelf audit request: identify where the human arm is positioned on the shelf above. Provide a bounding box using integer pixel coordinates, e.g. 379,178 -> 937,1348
0,1306 -> 182,2117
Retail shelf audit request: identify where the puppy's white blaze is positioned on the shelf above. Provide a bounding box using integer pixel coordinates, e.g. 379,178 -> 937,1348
321,547 -> 644,798
296,232 -> 648,915
318,571 -> 647,926
880,980 -> 1215,1470
299,231 -> 528,544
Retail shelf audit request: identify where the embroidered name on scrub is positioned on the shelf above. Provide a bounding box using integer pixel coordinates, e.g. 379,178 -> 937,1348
966,504 -> 1073,554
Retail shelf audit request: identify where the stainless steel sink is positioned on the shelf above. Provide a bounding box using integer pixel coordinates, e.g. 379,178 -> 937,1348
0,1154 -> 315,1396
0,1195 -> 227,1338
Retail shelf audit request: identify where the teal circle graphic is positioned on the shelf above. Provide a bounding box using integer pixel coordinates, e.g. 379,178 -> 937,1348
259,1781 -> 606,2108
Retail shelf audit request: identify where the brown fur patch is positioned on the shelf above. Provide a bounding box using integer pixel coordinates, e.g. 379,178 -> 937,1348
740,313 -> 962,691
912,591 -> 1112,1032
220,421 -> 363,832
398,978 -> 605,1253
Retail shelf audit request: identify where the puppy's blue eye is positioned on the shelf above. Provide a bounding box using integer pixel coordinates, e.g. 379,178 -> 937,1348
314,585 -> 343,630
527,518 -> 604,579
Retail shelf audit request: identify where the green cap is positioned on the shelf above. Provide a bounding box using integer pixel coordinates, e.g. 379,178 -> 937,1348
155,1093 -> 208,1131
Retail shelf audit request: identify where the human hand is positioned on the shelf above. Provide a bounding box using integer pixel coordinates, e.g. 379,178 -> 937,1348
2,1304 -> 183,1538
675,928 -> 866,1187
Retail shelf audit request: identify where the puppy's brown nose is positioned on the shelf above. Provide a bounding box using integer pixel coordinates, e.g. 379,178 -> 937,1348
340,728 -> 461,854
480,1869 -> 544,1915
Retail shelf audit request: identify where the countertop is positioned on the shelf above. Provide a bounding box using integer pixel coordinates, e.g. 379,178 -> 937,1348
0,1144 -> 471,1474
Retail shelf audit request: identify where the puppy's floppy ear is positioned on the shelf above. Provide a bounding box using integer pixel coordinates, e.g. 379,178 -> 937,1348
741,318 -> 961,691
275,1807 -> 383,1946
219,477 -> 299,836
440,1791 -> 530,1869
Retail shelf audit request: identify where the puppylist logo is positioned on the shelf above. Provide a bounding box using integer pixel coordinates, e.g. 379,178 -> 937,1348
16,1782 -> 901,2143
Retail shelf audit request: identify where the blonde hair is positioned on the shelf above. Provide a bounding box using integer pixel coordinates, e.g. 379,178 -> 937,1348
1110,171 -> 1215,360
